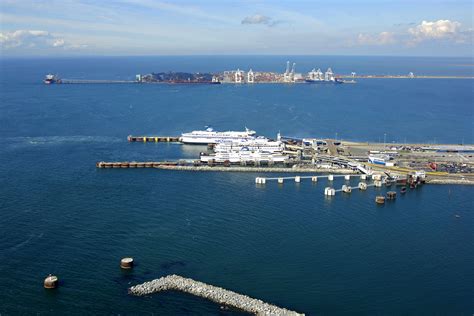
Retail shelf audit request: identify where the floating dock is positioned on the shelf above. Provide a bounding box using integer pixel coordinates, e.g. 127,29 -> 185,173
129,274 -> 304,315
127,135 -> 180,143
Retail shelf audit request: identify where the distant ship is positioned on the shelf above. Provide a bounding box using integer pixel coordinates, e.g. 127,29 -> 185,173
43,74 -> 61,84
305,68 -> 343,84
179,127 -> 256,144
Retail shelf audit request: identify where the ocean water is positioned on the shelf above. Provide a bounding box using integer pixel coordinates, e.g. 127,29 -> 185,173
0,56 -> 473,315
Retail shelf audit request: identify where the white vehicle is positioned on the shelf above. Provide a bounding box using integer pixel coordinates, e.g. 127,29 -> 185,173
180,127 -> 256,144
368,154 -> 391,165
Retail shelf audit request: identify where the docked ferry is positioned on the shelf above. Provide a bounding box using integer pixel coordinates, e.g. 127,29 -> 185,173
180,127 -> 256,144
214,137 -> 284,153
200,148 -> 288,164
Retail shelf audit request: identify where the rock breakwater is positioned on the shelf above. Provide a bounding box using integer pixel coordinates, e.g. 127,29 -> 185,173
129,274 -> 304,315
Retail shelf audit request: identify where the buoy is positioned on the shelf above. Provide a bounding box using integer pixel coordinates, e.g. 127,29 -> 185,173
44,274 -> 58,289
324,187 -> 335,196
295,176 -> 301,183
328,175 -> 334,181
342,185 -> 352,193
277,178 -> 284,184
386,191 -> 397,199
344,175 -> 351,181
120,257 -> 134,269
311,176 -> 318,182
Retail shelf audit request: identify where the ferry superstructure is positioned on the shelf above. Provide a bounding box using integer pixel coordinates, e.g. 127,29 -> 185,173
180,127 -> 256,144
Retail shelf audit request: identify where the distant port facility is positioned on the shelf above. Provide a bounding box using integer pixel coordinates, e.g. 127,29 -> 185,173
44,60 -> 473,85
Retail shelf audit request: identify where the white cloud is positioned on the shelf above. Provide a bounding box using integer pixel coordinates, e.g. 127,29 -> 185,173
406,20 -> 473,45
0,29 -> 86,51
357,32 -> 396,45
408,20 -> 461,42
241,14 -> 272,25
355,19 -> 470,48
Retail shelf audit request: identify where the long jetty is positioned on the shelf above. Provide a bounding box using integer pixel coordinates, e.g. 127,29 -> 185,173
96,162 -> 358,173
61,79 -> 137,84
129,274 -> 304,315
127,135 -> 180,142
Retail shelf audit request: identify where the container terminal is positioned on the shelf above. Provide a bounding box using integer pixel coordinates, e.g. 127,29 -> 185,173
43,60 -> 474,84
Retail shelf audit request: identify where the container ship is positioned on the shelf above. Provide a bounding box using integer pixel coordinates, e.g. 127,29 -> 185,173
305,68 -> 343,84
179,127 -> 256,144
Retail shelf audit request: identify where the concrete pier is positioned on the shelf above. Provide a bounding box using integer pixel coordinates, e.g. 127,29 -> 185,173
129,274 -> 304,315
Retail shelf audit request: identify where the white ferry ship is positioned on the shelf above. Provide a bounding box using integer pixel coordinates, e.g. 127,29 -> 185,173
214,137 -> 284,153
180,127 -> 256,144
200,148 -> 288,163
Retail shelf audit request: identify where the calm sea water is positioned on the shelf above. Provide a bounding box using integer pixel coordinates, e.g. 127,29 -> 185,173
0,56 -> 473,315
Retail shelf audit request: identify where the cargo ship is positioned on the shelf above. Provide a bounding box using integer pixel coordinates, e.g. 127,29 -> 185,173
305,68 -> 343,84
43,74 -> 61,84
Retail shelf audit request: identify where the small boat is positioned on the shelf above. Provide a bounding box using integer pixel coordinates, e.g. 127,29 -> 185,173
400,187 -> 407,194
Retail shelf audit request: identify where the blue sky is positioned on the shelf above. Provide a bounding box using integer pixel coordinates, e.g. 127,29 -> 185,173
1,0 -> 473,56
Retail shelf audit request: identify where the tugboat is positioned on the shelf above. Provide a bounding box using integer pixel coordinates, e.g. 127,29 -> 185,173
43,74 -> 61,84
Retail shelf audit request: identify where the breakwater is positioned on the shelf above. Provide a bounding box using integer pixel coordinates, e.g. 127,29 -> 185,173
96,161 -> 357,173
129,274 -> 304,315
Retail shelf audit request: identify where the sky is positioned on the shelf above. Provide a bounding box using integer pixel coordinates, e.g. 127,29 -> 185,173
0,0 -> 473,56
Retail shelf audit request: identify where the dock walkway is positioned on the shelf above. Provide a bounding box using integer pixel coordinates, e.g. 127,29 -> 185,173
129,274 -> 304,315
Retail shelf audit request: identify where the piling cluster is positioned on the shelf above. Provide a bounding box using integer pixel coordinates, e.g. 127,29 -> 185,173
129,274 -> 304,315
